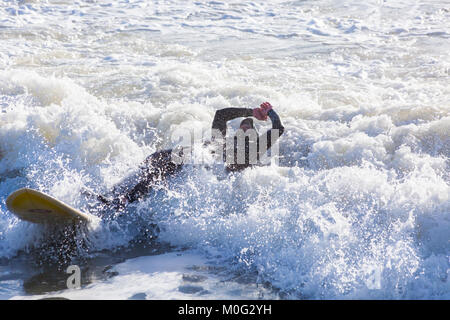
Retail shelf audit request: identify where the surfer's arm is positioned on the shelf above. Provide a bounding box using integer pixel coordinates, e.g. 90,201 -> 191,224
212,108 -> 253,137
268,109 -> 284,134
258,109 -> 285,155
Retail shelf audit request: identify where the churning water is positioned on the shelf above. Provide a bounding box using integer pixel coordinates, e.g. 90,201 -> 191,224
0,0 -> 449,299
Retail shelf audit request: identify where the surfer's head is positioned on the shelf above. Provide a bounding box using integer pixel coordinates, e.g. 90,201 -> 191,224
239,118 -> 254,133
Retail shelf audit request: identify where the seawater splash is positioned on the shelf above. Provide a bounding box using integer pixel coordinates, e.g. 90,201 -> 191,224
0,0 -> 449,299
155,158 -> 448,298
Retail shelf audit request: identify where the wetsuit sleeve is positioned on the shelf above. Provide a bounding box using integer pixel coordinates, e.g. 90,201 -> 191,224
212,108 -> 253,137
258,109 -> 285,156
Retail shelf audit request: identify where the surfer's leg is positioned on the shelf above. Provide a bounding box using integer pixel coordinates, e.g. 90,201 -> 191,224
115,149 -> 183,206
88,149 -> 183,210
81,187 -> 113,206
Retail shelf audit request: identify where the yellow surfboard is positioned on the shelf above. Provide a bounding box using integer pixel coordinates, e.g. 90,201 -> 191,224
6,188 -> 92,224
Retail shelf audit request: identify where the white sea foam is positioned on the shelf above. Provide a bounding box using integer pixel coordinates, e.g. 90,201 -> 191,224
0,0 -> 449,299
11,250 -> 277,300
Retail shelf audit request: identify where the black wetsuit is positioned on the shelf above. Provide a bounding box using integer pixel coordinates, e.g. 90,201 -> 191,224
106,108 -> 284,206
211,108 -> 285,171
107,149 -> 183,207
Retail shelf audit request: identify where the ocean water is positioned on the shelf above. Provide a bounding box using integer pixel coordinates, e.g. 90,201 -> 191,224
0,0 -> 449,299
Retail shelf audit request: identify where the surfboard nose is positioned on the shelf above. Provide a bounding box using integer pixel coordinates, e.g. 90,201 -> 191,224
6,188 -> 92,224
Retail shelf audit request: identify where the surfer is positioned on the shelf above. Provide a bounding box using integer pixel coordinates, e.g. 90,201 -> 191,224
210,101 -> 284,171
100,101 -> 284,209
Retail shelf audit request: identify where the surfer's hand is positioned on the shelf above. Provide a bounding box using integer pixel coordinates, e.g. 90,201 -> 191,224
260,101 -> 273,114
253,102 -> 273,120
253,107 -> 268,121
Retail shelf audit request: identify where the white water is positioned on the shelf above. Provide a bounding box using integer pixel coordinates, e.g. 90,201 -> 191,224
10,251 -> 278,300
0,0 -> 449,299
